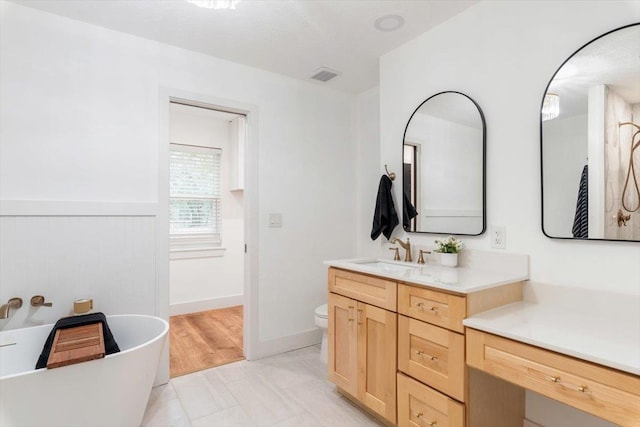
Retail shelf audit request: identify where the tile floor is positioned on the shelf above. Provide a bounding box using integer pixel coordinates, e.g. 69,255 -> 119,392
142,345 -> 383,427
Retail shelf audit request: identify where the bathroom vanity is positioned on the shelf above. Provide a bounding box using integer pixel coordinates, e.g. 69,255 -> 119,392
325,258 -> 640,426
325,257 -> 529,426
464,284 -> 640,426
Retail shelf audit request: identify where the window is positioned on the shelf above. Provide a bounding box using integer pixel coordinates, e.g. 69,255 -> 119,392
169,144 -> 222,252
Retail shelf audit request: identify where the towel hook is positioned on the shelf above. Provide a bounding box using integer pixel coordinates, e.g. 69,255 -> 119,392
384,165 -> 396,181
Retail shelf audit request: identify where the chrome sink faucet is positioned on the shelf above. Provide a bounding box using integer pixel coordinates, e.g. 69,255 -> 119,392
0,297 -> 23,319
390,237 -> 412,262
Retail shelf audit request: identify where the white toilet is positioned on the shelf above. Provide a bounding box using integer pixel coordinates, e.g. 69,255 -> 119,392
314,304 -> 328,364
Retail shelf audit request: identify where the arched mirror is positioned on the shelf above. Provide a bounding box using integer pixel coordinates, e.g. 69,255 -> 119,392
402,91 -> 486,235
541,23 -> 640,241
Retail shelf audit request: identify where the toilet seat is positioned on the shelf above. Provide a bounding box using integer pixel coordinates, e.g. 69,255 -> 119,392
315,304 -> 328,319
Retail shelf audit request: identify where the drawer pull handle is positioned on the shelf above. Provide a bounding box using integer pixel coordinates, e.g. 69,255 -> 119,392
578,385 -> 589,393
415,302 -> 438,311
550,375 -> 561,383
415,413 -> 436,427
357,308 -> 364,325
414,351 -> 438,361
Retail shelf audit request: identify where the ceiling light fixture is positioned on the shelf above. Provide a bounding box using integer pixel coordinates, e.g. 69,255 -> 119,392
185,0 -> 240,10
542,93 -> 560,121
374,15 -> 405,32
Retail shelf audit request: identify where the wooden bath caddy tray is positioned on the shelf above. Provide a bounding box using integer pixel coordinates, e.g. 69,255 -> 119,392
47,322 -> 105,369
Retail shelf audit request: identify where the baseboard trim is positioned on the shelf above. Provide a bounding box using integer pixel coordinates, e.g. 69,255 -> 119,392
254,328 -> 323,360
169,294 -> 243,316
524,419 -> 544,427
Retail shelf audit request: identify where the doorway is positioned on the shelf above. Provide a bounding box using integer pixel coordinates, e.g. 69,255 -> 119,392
167,101 -> 247,377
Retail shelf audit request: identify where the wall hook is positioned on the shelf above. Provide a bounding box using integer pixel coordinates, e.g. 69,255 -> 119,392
384,165 -> 396,181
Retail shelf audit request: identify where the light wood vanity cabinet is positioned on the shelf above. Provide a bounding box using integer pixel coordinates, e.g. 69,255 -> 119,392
398,284 -> 466,333
329,267 -> 397,311
397,372 -> 465,427
467,329 -> 640,426
328,286 -> 397,423
398,315 -> 465,402
328,266 -> 524,427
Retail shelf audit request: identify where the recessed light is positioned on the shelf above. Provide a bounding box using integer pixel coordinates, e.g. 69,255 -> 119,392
374,15 -> 405,32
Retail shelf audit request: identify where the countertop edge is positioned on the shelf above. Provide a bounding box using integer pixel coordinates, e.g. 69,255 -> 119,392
325,259 -> 528,295
463,309 -> 640,376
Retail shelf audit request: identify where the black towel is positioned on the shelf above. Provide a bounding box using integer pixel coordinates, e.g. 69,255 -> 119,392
371,175 -> 399,240
572,165 -> 588,238
403,191 -> 418,231
36,312 -> 120,369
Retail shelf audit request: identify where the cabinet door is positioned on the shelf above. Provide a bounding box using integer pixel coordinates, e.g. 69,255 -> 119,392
358,302 -> 397,424
328,292 -> 358,397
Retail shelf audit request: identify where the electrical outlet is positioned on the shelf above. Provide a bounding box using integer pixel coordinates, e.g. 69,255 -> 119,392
491,226 -> 506,249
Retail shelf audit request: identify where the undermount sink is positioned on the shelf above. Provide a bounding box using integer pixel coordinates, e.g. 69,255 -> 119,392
354,260 -> 419,273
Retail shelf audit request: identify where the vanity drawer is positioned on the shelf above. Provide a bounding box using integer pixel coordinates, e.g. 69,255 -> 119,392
467,329 -> 640,427
398,315 -> 465,402
328,267 -> 397,311
397,372 -> 465,427
398,284 -> 465,333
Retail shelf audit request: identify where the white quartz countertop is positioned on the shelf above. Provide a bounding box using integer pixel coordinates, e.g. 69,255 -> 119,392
324,258 -> 529,295
463,298 -> 640,376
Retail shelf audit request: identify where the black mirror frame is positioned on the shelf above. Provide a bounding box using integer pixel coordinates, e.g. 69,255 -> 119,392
401,90 -> 487,236
540,22 -> 640,243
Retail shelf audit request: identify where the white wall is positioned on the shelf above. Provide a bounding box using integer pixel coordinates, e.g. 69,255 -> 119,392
0,2 -> 357,361
355,86 -> 382,257
542,114 -> 588,237
168,103 -> 244,314
377,1 -> 640,426
379,0 -> 640,293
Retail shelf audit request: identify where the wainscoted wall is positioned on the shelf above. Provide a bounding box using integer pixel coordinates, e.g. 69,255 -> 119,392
375,1 -> 640,426
0,211 -> 157,330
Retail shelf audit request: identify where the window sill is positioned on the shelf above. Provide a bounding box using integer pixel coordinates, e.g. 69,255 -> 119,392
170,247 -> 226,260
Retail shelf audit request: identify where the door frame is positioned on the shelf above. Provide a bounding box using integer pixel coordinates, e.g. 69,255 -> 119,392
156,87 -> 259,383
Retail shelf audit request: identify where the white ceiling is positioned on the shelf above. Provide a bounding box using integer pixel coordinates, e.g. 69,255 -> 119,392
547,24 -> 640,118
12,0 -> 478,93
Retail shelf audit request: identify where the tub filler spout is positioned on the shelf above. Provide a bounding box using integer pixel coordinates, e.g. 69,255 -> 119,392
0,298 -> 23,319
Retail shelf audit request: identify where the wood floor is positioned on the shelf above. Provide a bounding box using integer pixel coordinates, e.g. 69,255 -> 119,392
170,305 -> 244,378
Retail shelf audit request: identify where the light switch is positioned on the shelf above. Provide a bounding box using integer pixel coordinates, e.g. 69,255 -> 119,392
269,213 -> 283,228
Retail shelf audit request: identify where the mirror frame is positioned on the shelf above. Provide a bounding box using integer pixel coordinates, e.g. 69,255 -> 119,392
539,23 -> 640,243
402,90 -> 487,236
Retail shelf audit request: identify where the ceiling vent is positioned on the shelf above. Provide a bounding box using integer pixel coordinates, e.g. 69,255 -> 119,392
310,67 -> 340,82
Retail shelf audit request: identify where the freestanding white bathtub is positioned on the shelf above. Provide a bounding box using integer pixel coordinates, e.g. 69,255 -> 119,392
0,314 -> 168,427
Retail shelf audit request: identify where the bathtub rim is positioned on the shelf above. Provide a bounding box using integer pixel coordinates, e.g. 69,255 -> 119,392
0,314 -> 168,380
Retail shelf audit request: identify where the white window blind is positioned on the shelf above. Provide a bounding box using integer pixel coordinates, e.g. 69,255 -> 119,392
169,144 -> 222,248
